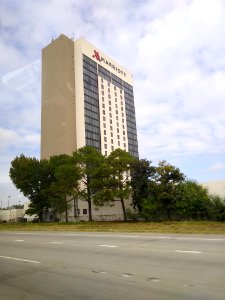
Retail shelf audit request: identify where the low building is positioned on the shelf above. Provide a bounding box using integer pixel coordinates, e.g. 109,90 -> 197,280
201,180 -> 225,198
0,207 -> 25,222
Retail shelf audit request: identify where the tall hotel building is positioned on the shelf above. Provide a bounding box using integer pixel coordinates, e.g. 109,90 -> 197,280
41,34 -> 138,159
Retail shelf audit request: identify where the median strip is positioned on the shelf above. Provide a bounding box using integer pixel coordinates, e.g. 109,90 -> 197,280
0,255 -> 41,264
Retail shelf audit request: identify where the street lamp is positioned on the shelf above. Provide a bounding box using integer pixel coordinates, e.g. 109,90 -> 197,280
8,195 -> 11,209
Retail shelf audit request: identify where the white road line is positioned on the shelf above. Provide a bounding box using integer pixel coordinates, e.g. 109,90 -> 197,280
175,250 -> 202,254
50,241 -> 63,244
0,255 -> 41,264
14,240 -> 24,242
99,244 -> 118,248
7,233 -> 225,241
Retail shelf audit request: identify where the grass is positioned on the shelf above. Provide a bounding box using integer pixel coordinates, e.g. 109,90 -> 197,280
0,221 -> 225,234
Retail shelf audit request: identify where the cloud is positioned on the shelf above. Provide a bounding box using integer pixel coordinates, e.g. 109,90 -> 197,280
208,163 -> 225,173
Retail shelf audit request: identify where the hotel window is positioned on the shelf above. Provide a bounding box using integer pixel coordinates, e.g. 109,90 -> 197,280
116,122 -> 119,127
116,116 -> 119,120
102,104 -> 105,108
108,82 -> 110,87
101,78 -> 103,83
103,110 -> 105,115
118,141 -> 120,146
102,97 -> 104,101
121,101 -> 123,105
111,132 -> 113,137
116,110 -> 118,114
117,134 -> 120,139
108,88 -> 110,93
115,98 -> 117,102
122,113 -> 124,117
120,95 -> 123,99
115,92 -> 117,96
123,131 -> 125,135
122,118 -> 124,123
109,107 -> 112,111
120,89 -> 122,94
114,86 -> 116,91
117,128 -> 119,133
124,143 -> 126,148
101,84 -> 104,89
102,91 -> 104,95
104,137 -> 107,142
110,125 -> 113,130
111,146 -> 114,150
109,113 -> 112,118
115,104 -> 118,108
104,130 -> 106,135
105,151 -> 107,155
103,116 -> 106,121
103,123 -> 106,128
123,137 -> 126,141
110,119 -> 112,124
111,139 -> 113,144
109,100 -> 111,105
104,144 -> 107,149
108,94 -> 111,99
122,125 -> 125,129
121,107 -> 123,111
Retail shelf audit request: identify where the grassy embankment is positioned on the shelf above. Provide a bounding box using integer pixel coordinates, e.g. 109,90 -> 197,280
0,221 -> 225,234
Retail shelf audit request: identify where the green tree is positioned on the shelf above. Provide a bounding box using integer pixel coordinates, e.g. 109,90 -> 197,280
130,158 -> 156,213
72,146 -> 105,221
95,149 -> 135,221
209,195 -> 225,221
175,180 -> 211,220
9,155 -> 51,222
49,154 -> 81,222
153,160 -> 185,220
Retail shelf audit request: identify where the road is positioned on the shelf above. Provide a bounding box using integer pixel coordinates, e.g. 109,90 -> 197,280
0,231 -> 225,300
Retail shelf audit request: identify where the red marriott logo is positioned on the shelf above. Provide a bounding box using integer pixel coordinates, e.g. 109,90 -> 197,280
92,50 -> 101,61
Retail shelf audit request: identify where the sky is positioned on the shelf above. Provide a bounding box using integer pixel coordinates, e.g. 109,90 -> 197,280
1,0 -> 225,207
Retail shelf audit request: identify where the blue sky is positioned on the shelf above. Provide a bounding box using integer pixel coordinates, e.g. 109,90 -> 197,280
1,0 -> 225,207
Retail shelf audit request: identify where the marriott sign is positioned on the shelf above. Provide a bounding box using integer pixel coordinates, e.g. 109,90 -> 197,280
92,50 -> 126,77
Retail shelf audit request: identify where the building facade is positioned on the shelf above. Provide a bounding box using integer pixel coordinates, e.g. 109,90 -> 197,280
41,34 -> 139,221
41,34 -> 138,159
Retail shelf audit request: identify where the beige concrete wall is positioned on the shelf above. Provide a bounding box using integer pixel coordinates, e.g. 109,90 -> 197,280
41,35 -> 76,159
201,180 -> 225,198
60,198 -> 133,222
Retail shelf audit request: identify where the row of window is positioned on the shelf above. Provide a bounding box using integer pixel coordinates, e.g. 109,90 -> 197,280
83,56 -> 101,151
83,55 -> 138,157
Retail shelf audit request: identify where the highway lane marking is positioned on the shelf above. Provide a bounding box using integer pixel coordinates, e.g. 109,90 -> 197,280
6,233 -> 225,241
14,240 -> 24,242
175,250 -> 202,254
0,255 -> 41,264
99,244 -> 118,248
50,241 -> 63,244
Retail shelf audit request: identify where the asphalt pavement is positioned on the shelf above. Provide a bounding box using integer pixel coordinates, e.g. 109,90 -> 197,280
0,231 -> 225,300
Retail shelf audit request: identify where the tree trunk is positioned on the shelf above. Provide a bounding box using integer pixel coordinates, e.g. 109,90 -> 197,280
39,212 -> 43,222
88,199 -> 92,221
167,208 -> 171,221
65,196 -> 68,222
120,197 -> 127,221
